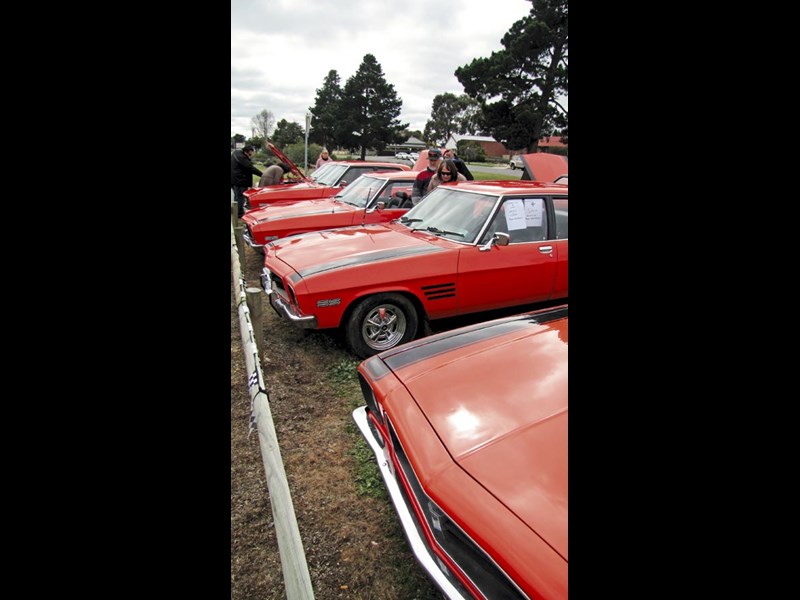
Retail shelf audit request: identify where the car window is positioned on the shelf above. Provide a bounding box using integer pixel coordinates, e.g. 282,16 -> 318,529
402,187 -> 498,243
553,197 -> 568,239
334,175 -> 383,208
480,197 -> 549,244
375,181 -> 413,204
340,166 -> 402,185
314,164 -> 348,186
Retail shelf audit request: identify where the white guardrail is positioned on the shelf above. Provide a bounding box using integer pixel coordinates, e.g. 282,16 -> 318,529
231,221 -> 315,599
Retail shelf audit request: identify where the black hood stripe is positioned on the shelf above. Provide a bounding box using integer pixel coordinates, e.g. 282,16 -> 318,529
256,209 -> 341,223
382,306 -> 568,370
296,246 -> 444,279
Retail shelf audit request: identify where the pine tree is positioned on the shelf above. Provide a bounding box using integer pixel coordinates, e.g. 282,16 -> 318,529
338,54 -> 408,160
455,0 -> 567,153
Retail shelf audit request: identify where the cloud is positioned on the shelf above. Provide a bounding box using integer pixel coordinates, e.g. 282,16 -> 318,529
231,0 -> 534,137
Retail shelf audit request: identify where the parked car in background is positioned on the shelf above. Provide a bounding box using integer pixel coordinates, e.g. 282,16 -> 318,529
509,155 -> 523,169
261,180 -> 568,358
519,153 -> 569,183
395,151 -> 409,159
409,151 -> 419,161
244,143 -> 409,211
353,304 -> 568,600
241,171 -> 419,250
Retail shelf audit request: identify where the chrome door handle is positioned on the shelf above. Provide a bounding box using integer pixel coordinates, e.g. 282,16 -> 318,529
538,245 -> 553,253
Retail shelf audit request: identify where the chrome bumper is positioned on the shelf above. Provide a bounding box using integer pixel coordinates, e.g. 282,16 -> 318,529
267,290 -> 318,328
351,407 -> 467,600
242,229 -> 263,248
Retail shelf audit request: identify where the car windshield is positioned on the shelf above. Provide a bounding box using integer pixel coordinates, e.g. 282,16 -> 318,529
331,175 -> 383,208
311,163 -> 335,180
313,164 -> 349,186
399,187 -> 498,243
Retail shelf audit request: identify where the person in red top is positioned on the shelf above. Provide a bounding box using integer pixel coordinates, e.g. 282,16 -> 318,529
411,148 -> 443,204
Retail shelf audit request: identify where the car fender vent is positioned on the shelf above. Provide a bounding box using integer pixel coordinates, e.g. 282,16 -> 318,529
422,282 -> 456,300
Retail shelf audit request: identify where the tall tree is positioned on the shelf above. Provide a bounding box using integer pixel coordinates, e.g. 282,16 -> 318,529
423,93 -> 463,146
458,96 -> 486,135
455,0 -> 567,153
309,70 -> 343,150
272,119 -> 305,148
338,54 -> 408,160
423,94 -> 487,145
250,109 -> 276,146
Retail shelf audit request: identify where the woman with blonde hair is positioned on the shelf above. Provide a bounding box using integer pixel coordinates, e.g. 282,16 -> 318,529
314,148 -> 332,171
427,159 -> 467,193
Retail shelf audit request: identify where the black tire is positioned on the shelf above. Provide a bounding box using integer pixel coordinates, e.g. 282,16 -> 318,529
345,293 -> 418,358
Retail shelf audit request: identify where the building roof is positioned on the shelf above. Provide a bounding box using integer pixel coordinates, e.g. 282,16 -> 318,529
539,136 -> 567,148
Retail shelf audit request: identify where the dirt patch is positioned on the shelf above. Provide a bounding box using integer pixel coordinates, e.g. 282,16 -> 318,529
231,247 -> 440,600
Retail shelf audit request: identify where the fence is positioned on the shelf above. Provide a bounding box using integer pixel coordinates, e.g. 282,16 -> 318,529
231,219 -> 315,599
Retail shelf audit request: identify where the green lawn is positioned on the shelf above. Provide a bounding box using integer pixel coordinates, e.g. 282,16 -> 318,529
471,170 -> 521,181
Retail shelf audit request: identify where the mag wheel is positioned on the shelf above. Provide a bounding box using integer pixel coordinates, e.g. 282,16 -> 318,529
345,293 -> 418,358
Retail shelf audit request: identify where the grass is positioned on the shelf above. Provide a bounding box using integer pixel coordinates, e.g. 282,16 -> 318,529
471,170 -> 521,181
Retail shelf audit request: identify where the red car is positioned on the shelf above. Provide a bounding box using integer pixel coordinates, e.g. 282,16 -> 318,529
241,171 -> 419,249
244,143 -> 409,210
261,180 -> 568,358
352,304 -> 568,599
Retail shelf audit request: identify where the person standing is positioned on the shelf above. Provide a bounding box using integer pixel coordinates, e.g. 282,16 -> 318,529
314,148 -> 332,171
231,145 -> 263,218
258,163 -> 291,186
444,147 -> 474,180
411,148 -> 443,204
427,159 -> 467,193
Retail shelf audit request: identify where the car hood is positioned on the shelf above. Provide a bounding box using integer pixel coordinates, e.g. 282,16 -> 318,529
270,224 -> 442,278
521,153 -> 569,183
247,180 -> 324,198
383,314 -> 569,560
267,142 -> 311,182
244,198 -> 353,225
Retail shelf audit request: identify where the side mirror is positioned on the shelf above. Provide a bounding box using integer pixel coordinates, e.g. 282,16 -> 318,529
478,231 -> 511,252
494,232 -> 510,246
366,201 -> 385,214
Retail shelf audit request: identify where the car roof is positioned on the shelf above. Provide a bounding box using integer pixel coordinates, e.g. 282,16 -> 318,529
447,180 -> 568,195
360,170 -> 422,181
331,161 -> 410,170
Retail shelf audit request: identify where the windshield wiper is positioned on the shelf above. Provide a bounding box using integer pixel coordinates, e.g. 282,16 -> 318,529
398,216 -> 423,224
422,226 -> 465,237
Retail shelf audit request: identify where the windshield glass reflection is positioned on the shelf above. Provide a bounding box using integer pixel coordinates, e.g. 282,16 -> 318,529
332,176 -> 383,208
401,188 -> 498,243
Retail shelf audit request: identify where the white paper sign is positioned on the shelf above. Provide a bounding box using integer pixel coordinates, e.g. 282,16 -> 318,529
524,198 -> 543,227
503,199 -> 527,230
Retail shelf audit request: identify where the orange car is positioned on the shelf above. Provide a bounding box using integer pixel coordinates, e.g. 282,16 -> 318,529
244,143 -> 409,210
241,170 -> 419,249
261,180 -> 568,358
353,305 -> 568,599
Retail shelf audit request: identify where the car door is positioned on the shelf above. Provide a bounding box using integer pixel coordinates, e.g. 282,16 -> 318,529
456,196 -> 560,313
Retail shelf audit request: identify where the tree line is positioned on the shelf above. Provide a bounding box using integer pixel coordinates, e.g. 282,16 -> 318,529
231,0 -> 567,157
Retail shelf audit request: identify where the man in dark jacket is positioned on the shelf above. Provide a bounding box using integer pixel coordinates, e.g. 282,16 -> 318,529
231,145 -> 263,217
411,148 -> 443,204
444,147 -> 474,180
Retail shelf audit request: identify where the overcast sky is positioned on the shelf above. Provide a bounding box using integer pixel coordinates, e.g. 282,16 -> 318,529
231,0 -> 537,138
